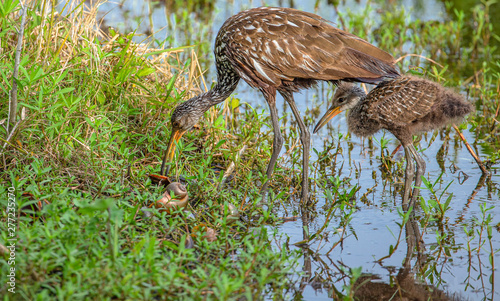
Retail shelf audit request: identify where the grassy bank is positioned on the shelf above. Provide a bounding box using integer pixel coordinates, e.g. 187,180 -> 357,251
0,0 -> 297,299
0,0 -> 499,300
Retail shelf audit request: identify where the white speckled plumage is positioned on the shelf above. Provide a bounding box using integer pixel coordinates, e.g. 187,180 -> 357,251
314,75 -> 473,208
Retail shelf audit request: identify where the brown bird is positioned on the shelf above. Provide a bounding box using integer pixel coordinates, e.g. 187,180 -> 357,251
313,75 -> 473,208
161,7 -> 400,202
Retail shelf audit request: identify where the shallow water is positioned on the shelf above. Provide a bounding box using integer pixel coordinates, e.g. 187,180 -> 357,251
279,125 -> 500,299
83,0 -> 500,299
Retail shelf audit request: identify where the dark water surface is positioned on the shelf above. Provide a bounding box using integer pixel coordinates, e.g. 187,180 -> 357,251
84,0 -> 500,299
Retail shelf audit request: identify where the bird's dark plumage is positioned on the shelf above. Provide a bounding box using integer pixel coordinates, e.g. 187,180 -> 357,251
162,7 -> 400,202
216,7 -> 399,91
314,75 -> 473,207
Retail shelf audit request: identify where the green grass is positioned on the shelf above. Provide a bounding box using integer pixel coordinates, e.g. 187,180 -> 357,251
1,0 -> 499,299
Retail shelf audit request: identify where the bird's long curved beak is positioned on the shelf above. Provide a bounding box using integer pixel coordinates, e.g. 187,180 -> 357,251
313,107 -> 343,134
161,128 -> 185,176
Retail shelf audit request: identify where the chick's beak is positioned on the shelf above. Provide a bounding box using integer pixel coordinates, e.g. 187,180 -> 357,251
313,107 -> 343,134
161,128 -> 185,175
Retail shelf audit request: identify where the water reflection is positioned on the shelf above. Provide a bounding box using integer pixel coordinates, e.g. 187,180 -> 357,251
287,210 -> 463,299
351,216 -> 453,300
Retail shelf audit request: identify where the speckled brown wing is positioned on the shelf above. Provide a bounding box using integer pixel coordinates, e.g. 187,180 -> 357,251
365,77 -> 440,126
217,7 -> 399,89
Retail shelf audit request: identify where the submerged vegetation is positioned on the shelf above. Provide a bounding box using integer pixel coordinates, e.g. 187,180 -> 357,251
0,0 -> 499,299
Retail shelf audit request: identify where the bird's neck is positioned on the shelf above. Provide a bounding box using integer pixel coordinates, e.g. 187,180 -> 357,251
348,96 -> 379,137
206,78 -> 239,106
194,66 -> 240,112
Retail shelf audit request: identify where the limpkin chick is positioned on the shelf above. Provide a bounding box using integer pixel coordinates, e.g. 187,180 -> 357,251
313,76 -> 473,208
161,6 -> 400,203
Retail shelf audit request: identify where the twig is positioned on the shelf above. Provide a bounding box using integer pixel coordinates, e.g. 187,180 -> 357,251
0,243 -> 9,255
332,5 -> 347,31
390,144 -> 402,157
283,136 -> 300,157
462,69 -> 483,86
70,135 -> 101,157
395,54 -> 444,67
8,2 -> 28,133
453,124 -> 489,176
453,173 -> 488,226
2,119 -> 22,150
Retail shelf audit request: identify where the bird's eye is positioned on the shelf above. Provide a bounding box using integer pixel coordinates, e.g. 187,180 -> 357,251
337,97 -> 346,103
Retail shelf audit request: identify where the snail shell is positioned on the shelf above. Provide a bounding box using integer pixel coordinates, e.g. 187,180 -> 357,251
153,182 -> 188,213
225,203 -> 240,225
191,223 -> 217,242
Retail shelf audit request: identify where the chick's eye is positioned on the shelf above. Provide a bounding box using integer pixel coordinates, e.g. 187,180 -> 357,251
337,97 -> 346,103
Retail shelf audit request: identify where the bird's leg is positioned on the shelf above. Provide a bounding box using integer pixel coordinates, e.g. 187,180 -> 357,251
403,214 -> 426,270
402,145 -> 415,211
280,91 -> 310,203
408,144 -> 426,209
403,215 -> 416,269
260,90 -> 284,197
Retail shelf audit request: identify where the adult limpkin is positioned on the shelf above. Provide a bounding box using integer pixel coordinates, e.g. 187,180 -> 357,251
313,76 -> 473,208
161,7 -> 400,202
